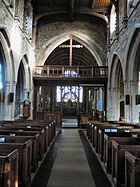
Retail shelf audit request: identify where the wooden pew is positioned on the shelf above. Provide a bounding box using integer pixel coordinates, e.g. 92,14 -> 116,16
0,127 -> 45,160
0,134 -> 39,172
3,122 -> 49,153
87,122 -> 94,143
125,150 -> 140,187
0,137 -> 32,187
0,130 -> 41,168
94,122 -> 134,154
98,126 -> 134,161
93,122 -> 121,152
0,147 -> 18,187
92,120 -> 135,150
112,138 -> 140,187
103,133 -> 132,173
2,120 -> 55,152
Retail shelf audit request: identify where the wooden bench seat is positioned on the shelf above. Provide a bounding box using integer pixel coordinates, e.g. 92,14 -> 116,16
94,124 -> 134,154
125,150 -> 140,187
0,129 -> 42,163
0,138 -> 32,187
112,138 -> 140,187
0,148 -> 18,187
0,134 -> 39,172
3,122 -> 49,153
0,127 -> 45,160
103,133 -> 132,173
1,120 -> 56,152
93,122 -> 120,151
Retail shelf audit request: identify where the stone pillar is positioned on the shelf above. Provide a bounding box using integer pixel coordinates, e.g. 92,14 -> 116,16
32,21 -> 37,45
107,87 -> 120,121
60,87 -> 63,116
107,17 -> 110,51
4,81 -> 11,120
77,86 -> 80,115
52,85 -> 56,112
10,81 -> 17,120
129,80 -> 139,123
124,81 -> 131,122
29,88 -> 33,119
33,86 -> 38,119
104,84 -> 107,112
85,87 -> 89,113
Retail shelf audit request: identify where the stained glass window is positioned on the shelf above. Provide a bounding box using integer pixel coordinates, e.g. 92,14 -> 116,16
56,86 -> 83,102
110,5 -> 116,39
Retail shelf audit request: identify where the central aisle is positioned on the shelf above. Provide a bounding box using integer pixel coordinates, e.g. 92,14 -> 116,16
47,129 -> 96,187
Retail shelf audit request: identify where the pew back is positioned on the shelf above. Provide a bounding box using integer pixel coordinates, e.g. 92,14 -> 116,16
0,148 -> 18,187
112,138 -> 140,187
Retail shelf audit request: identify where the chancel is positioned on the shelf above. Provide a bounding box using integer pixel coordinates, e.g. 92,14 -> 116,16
0,0 -> 140,187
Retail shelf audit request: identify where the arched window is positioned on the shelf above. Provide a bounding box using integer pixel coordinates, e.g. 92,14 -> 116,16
110,5 -> 116,40
56,86 -> 83,103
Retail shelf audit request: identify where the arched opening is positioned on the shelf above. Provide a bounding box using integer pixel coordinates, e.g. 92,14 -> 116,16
125,28 -> 140,122
15,61 -> 25,118
0,42 -> 5,120
108,55 -> 124,121
34,36 -> 107,127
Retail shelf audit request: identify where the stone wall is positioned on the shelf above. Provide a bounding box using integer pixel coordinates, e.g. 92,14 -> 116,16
108,1 -> 140,66
107,1 -> 140,122
35,20 -> 107,65
0,1 -> 35,120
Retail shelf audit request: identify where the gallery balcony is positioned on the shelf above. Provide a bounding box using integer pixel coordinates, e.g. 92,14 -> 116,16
33,65 -> 108,86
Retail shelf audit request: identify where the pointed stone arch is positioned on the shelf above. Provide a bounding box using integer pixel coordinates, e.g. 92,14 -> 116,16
15,54 -> 32,119
0,28 -> 15,82
107,54 -> 124,121
124,26 -> 140,122
38,32 -> 103,66
0,28 -> 15,120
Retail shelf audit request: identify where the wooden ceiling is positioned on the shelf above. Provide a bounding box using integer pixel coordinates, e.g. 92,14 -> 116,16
31,0 -> 111,17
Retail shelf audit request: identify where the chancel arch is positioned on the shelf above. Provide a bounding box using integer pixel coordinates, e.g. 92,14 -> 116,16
37,33 -> 104,66
34,32 -> 107,126
125,27 -> 140,122
107,54 -> 124,121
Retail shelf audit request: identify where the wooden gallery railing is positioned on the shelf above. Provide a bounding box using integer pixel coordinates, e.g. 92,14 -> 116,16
33,65 -> 108,79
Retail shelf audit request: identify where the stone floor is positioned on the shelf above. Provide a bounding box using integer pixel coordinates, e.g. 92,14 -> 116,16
30,129 -> 112,187
47,129 -> 96,187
